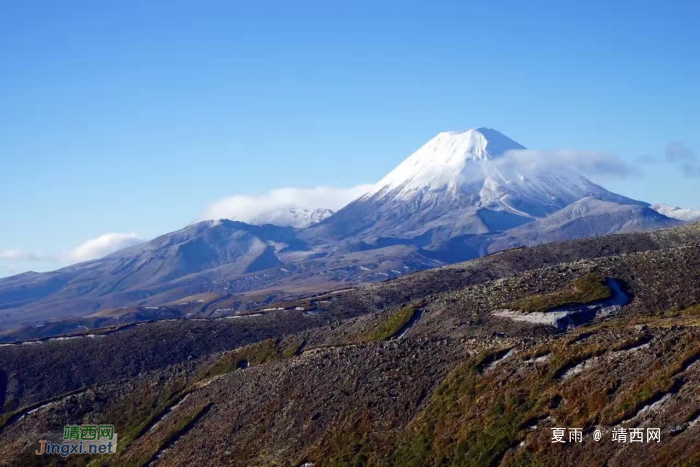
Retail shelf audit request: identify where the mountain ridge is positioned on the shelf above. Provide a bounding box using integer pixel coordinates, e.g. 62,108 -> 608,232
0,128 -> 687,336
304,128 -> 647,242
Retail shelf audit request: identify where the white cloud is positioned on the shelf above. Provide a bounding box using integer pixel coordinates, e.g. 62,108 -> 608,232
0,249 -> 43,261
66,233 -> 143,262
0,232 -> 144,278
0,232 -> 144,277
201,185 -> 372,223
496,149 -> 639,180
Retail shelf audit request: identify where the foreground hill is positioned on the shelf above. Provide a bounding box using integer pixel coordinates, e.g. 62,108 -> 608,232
1,223 -> 700,465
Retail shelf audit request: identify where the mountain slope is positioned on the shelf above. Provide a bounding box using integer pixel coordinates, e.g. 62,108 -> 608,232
306,128 -> 644,242
0,127 -> 683,335
0,220 -> 303,327
2,223 -> 700,465
490,197 -> 683,250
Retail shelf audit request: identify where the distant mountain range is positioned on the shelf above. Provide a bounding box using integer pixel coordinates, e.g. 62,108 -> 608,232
0,128 -> 689,336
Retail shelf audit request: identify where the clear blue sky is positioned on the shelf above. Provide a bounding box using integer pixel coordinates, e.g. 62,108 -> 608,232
1,0 -> 698,275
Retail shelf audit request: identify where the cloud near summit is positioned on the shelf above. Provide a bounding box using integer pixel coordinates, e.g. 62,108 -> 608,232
495,149 -> 639,180
201,185 -> 373,223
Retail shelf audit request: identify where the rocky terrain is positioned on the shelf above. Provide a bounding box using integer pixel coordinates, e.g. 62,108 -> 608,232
1,222 -> 700,466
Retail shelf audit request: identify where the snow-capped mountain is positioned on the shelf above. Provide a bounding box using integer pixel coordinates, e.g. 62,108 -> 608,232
0,126 -> 683,334
246,208 -> 334,228
652,204 -> 700,223
363,127 -> 527,197
309,128 -> 643,241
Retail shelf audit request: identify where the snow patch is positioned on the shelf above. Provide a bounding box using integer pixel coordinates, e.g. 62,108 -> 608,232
560,356 -> 601,380
493,279 -> 630,331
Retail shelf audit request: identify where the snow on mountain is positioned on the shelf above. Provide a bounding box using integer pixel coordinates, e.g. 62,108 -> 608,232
362,128 -> 639,213
0,126 -> 689,332
364,127 -> 526,197
247,208 -> 334,228
490,197 -> 682,251
314,128 -> 644,240
651,204 -> 700,222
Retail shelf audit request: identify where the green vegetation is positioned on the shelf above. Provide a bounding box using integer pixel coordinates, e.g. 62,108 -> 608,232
314,349 -> 545,467
102,376 -> 191,457
681,304 -> 700,316
580,302 -> 700,334
88,337 -> 304,465
661,303 -> 700,318
506,273 -> 612,313
475,347 -> 515,372
391,350 -> 547,467
322,410 -> 376,467
505,451 -> 550,467
365,306 -> 418,342
138,403 -> 213,466
198,337 -> 304,380
120,389 -> 189,446
519,344 -> 552,362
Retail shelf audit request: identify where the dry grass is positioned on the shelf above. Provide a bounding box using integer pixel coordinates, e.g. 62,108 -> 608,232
602,335 -> 700,425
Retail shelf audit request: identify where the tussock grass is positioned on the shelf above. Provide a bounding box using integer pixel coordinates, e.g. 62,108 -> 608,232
135,402 -> 213,466
122,389 -> 190,445
321,409 -> 375,467
506,273 -> 612,313
391,350 -> 548,467
519,344 -> 552,362
663,303 -> 700,318
108,377 -> 190,455
198,337 -> 304,380
365,306 -> 418,342
546,344 -> 606,381
590,303 -> 700,332
612,334 -> 651,352
602,336 -> 700,425
154,403 -> 212,451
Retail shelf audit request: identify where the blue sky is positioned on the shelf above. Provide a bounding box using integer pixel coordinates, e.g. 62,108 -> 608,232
1,0 -> 698,276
